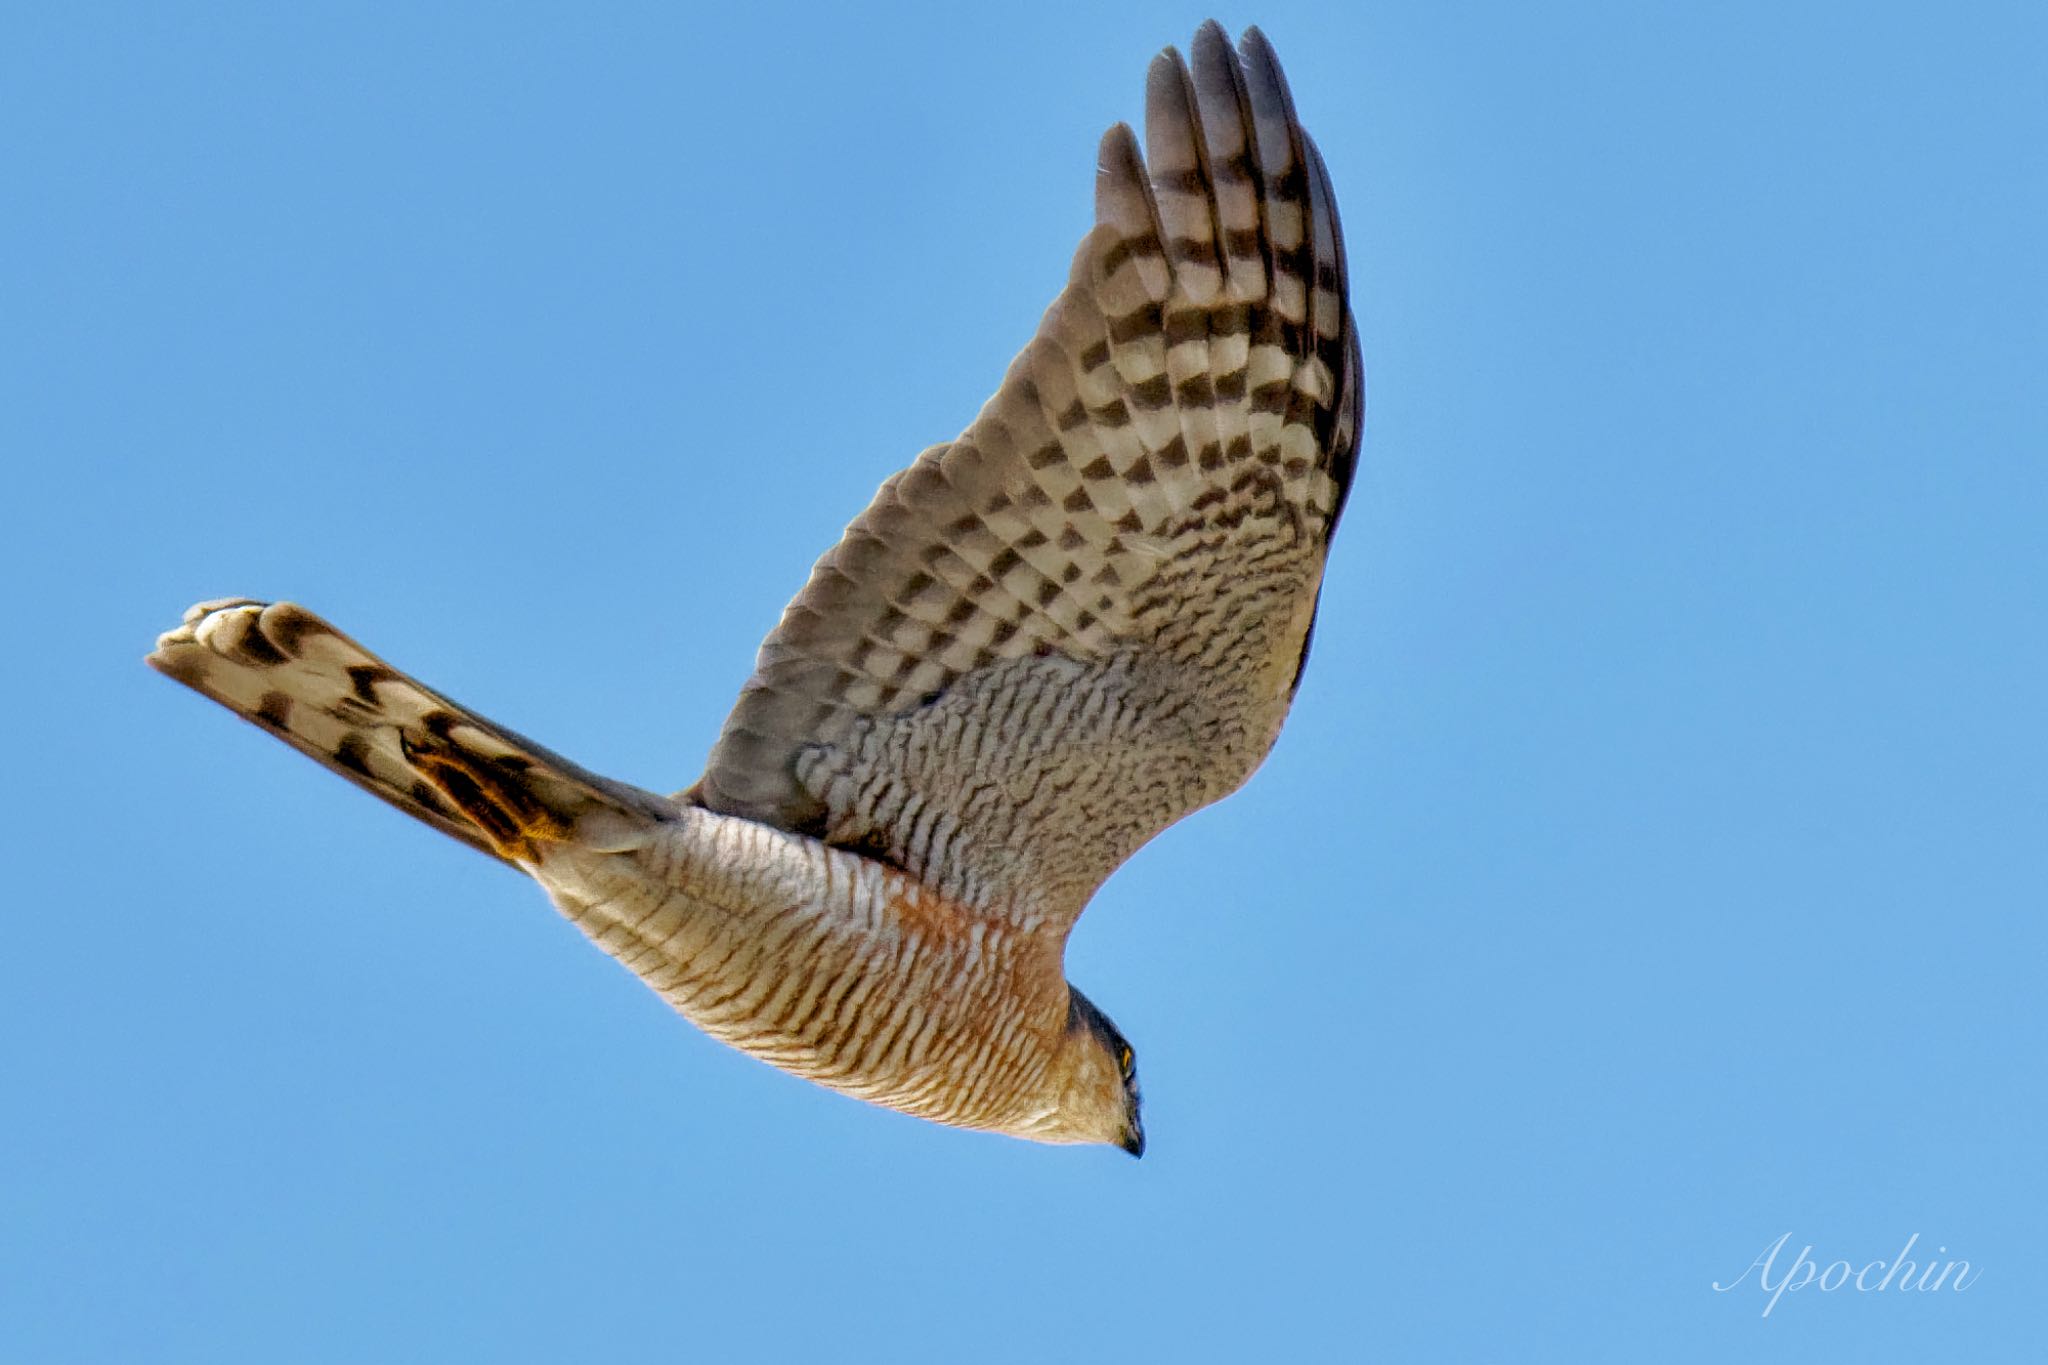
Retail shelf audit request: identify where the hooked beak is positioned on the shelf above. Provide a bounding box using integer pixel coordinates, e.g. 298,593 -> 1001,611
1119,1120 -> 1146,1159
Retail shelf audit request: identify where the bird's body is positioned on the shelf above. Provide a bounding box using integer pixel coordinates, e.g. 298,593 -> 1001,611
150,23 -> 1359,1154
528,795 -> 1074,1138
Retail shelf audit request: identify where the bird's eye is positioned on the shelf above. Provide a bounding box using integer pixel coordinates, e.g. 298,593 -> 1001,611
1117,1045 -> 1134,1077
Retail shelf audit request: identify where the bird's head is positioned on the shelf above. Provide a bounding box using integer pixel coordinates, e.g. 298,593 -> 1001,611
1037,986 -> 1145,1157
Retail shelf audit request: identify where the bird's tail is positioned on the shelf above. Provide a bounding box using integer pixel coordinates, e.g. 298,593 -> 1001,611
148,599 -> 673,864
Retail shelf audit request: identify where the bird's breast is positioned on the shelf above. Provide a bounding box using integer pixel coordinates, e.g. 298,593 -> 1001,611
533,805 -> 1069,1133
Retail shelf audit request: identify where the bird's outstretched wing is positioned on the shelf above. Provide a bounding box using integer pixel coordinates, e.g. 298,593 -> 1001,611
690,24 -> 1360,928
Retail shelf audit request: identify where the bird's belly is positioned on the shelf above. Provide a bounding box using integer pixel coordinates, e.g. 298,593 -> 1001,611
534,808 -> 1064,1135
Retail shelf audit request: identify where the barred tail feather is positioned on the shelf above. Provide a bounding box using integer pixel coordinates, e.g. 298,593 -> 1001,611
148,599 -> 673,864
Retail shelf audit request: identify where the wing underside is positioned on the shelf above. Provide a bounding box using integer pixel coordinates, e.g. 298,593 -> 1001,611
690,24 -> 1361,927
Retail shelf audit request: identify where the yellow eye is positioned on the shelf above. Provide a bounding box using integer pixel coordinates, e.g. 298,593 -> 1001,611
1117,1045 -> 1134,1077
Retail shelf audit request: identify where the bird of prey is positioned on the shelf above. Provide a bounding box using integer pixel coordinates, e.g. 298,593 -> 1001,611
149,21 -> 1359,1156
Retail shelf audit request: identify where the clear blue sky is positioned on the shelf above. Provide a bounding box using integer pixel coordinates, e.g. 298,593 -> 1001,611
4,2 -> 2043,1361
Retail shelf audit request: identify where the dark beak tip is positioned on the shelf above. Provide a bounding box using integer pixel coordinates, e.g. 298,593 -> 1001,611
1120,1129 -> 1146,1159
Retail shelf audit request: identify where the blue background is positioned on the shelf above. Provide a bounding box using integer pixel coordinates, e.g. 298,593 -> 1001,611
5,2 -> 2042,1360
